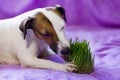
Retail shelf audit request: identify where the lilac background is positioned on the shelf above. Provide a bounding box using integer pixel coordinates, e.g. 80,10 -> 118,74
0,0 -> 120,80
0,0 -> 120,27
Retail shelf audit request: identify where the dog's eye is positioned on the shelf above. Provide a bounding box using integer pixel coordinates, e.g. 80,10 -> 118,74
36,30 -> 51,37
39,32 -> 50,37
42,33 -> 50,37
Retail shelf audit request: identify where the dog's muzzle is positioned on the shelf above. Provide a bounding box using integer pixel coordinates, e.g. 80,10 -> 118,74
50,43 -> 70,55
60,47 -> 70,55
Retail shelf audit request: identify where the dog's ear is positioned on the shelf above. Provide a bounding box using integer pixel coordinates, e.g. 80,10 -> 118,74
19,17 -> 34,39
56,5 -> 67,22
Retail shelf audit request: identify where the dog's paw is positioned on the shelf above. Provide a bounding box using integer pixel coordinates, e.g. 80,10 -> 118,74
58,63 -> 76,72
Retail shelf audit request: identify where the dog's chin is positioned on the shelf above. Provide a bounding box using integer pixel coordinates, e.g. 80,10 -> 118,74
50,46 -> 69,61
57,52 -> 69,61
60,54 -> 69,61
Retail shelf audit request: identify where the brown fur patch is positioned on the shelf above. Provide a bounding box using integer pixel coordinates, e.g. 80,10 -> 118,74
33,12 -> 59,52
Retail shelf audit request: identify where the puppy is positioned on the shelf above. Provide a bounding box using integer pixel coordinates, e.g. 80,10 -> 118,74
0,5 -> 75,72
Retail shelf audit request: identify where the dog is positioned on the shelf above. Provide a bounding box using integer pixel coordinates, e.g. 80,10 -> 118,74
0,5 -> 76,72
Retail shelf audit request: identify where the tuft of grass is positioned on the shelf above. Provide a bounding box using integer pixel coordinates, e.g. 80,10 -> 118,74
68,38 -> 94,74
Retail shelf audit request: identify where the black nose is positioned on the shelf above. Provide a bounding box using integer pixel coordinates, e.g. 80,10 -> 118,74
61,47 -> 70,55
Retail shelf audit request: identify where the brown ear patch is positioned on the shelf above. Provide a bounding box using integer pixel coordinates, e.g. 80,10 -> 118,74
33,12 -> 54,35
33,12 -> 59,52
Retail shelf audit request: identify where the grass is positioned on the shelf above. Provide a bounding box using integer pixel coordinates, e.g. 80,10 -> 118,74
68,38 -> 94,74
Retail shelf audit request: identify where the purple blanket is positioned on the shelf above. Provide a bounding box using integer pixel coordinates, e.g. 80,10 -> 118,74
0,0 -> 120,80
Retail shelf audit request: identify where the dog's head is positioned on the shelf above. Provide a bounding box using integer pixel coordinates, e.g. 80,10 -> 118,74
20,5 -> 70,56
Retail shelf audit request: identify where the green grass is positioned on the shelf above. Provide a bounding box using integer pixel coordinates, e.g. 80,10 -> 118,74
68,38 -> 94,74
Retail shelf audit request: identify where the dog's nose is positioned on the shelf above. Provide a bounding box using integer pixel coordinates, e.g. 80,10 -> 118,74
61,47 -> 70,55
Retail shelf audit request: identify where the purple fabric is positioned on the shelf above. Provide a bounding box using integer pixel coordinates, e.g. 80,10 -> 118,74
0,0 -> 120,80
0,0 -> 120,27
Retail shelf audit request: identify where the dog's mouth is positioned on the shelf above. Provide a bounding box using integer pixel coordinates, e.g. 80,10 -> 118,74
62,55 -> 69,60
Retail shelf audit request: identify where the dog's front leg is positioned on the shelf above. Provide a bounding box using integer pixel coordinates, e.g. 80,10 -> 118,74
18,52 -> 76,72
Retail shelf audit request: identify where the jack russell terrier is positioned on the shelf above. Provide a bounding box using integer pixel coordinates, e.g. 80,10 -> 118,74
0,5 -> 76,72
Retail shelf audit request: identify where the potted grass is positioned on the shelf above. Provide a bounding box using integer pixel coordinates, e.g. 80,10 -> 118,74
67,38 -> 94,74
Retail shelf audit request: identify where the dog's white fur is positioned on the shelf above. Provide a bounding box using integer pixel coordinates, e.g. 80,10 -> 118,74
0,7 -> 75,72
